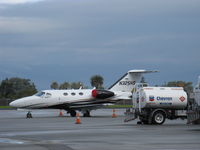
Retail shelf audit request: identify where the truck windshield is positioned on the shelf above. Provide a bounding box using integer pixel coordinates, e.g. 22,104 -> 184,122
35,91 -> 45,97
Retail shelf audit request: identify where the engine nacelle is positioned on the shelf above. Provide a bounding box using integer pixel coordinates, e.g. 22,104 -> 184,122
92,89 -> 114,99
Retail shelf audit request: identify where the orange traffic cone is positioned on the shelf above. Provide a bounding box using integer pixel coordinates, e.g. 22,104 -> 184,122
112,109 -> 117,118
59,110 -> 63,117
75,113 -> 81,124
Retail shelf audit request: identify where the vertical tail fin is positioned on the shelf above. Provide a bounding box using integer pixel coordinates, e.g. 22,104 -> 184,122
108,70 -> 158,92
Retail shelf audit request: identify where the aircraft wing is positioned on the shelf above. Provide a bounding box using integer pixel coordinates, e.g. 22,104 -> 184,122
69,103 -> 105,110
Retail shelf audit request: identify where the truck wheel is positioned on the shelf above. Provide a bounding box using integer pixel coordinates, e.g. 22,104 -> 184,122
152,111 -> 166,125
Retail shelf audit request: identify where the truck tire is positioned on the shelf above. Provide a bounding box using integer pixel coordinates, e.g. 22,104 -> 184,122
152,111 -> 166,125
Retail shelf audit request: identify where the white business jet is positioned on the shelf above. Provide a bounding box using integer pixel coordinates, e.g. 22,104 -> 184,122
9,70 -> 157,117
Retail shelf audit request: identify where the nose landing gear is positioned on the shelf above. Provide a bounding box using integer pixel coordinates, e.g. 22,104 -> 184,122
26,111 -> 32,118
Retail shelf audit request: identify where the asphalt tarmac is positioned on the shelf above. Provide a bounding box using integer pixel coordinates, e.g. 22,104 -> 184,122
0,109 -> 199,150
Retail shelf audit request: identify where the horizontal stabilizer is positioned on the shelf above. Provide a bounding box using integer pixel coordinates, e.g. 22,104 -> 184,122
128,70 -> 159,74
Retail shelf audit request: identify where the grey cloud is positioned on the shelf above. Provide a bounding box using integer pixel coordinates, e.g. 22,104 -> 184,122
0,17 -> 63,34
0,0 -> 200,89
0,0 -> 45,5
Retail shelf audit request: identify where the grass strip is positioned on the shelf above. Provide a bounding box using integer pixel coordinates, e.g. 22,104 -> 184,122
0,106 -> 12,109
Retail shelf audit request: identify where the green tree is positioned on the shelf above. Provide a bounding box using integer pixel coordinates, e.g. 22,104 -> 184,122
140,77 -> 148,87
140,76 -> 146,83
0,78 -> 14,98
164,81 -> 193,95
59,82 -> 70,89
90,75 -> 104,89
0,77 -> 37,99
50,81 -> 59,89
71,82 -> 83,89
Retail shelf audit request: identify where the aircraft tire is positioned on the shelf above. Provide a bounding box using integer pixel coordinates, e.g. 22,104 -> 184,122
70,110 -> 76,117
137,121 -> 142,124
26,112 -> 32,118
83,110 -> 91,117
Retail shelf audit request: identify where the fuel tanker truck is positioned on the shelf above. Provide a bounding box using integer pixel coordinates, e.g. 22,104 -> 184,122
124,83 -> 188,125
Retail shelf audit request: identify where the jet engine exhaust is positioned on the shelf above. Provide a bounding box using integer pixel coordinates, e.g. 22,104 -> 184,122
92,89 -> 114,99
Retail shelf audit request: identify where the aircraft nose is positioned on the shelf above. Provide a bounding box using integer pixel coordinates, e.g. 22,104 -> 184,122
9,99 -> 24,108
9,101 -> 17,107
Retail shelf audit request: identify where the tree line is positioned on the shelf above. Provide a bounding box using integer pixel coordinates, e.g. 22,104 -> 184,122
163,81 -> 193,95
0,78 -> 37,99
0,75 -> 104,100
50,75 -> 104,90
0,75 -> 193,100
50,81 -> 84,89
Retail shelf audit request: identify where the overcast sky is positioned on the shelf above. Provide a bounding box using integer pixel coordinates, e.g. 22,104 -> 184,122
0,0 -> 200,90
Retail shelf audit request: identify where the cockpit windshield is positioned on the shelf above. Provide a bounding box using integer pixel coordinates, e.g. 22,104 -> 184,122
35,91 -> 45,97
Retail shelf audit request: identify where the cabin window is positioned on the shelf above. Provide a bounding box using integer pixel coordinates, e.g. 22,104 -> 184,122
63,93 -> 68,96
46,93 -> 51,96
79,92 -> 83,96
45,93 -> 52,98
35,91 -> 45,97
71,92 -> 76,96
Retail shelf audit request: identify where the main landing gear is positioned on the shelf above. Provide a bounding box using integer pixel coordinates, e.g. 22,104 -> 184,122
69,110 -> 77,117
83,110 -> 91,117
69,110 -> 91,117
